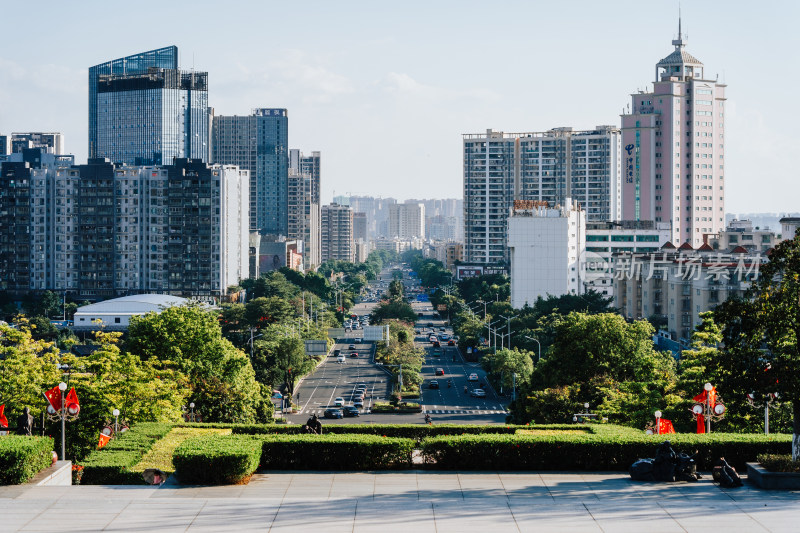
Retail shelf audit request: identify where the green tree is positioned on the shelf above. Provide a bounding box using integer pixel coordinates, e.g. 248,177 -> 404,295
251,323 -> 312,394
245,297 -> 296,328
126,304 -> 268,423
714,232 -> 800,456
481,348 -> 534,395
370,300 -> 417,324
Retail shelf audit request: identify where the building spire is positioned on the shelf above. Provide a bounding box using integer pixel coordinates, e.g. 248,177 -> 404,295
672,4 -> 686,49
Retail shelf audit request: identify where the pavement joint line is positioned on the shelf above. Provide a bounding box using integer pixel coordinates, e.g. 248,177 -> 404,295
582,501 -> 605,533
506,499 -> 523,533
183,498 -> 208,532
655,500 -> 690,533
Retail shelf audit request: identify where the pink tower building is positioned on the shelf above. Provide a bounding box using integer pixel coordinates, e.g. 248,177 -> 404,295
621,20 -> 726,247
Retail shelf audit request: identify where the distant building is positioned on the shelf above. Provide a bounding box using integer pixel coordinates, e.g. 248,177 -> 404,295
287,168 -> 320,269
508,199 -> 586,308
780,217 -> 800,240
707,219 -> 779,253
321,203 -> 354,262
0,132 -> 64,155
89,46 -> 209,166
389,203 -> 425,239
213,108 -> 288,235
353,212 -> 368,242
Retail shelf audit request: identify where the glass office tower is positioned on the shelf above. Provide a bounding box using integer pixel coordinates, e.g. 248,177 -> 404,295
89,46 -> 209,165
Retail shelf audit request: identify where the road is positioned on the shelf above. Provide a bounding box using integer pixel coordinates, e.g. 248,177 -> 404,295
290,264 -> 507,425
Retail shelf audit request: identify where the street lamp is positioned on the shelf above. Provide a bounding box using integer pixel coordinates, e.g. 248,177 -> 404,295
523,336 -> 542,363
654,410 -> 662,434
188,402 -> 196,423
46,381 -> 79,460
691,382 -> 725,434
112,409 -> 120,435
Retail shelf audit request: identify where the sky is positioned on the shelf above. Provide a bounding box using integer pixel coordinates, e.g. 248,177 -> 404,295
0,0 -> 798,214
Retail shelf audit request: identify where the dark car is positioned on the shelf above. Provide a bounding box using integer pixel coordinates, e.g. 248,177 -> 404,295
350,352 -> 359,358
429,380 -> 440,389
333,349 -> 341,356
435,368 -> 445,376
342,406 -> 360,417
348,344 -> 356,350
324,408 -> 343,419
433,341 -> 440,348
447,340 -> 455,346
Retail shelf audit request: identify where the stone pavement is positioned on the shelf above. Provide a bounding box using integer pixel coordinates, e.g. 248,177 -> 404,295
1,471 -> 799,532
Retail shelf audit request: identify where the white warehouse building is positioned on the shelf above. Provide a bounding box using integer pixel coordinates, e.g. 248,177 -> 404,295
72,294 -> 191,331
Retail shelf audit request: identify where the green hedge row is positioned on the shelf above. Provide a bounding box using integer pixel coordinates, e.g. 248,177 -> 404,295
79,422 -> 174,484
174,435 -> 262,485
421,425 -> 792,471
0,436 -> 55,485
231,423 -> 520,440
258,434 -> 415,470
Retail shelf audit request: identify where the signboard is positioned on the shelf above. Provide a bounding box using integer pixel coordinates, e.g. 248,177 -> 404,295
416,294 -> 429,302
304,340 -> 329,356
363,326 -> 387,342
436,304 -> 447,311
456,265 -> 484,280
327,328 -> 346,339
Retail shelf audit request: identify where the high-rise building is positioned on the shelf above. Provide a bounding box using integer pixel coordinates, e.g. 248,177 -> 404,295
321,203 -> 354,262
353,212 -> 368,242
89,46 -> 209,166
463,126 -> 621,264
620,22 -> 726,247
0,132 -> 65,155
349,196 -> 397,238
213,108 -> 289,234
389,203 -> 425,239
287,168 -> 321,269
289,149 -> 321,205
0,155 -> 249,299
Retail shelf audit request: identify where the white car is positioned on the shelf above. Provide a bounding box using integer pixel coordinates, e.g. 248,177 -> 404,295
334,397 -> 344,407
468,373 -> 479,381
337,355 -> 346,363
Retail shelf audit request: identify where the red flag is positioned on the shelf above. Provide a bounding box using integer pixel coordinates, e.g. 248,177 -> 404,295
44,386 -> 62,412
693,387 -> 717,434
0,404 -> 7,428
65,387 -> 79,407
98,433 -> 112,449
696,415 -> 705,434
658,418 -> 675,434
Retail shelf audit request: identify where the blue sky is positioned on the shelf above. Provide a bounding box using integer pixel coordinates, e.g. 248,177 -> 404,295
0,0 -> 797,213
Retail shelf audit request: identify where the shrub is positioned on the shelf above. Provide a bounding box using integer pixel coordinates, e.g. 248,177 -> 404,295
421,424 -> 792,471
258,434 -> 414,470
371,402 -> 422,413
0,436 -> 55,485
79,422 -> 173,484
756,454 -> 800,473
173,435 -> 262,485
231,423 -> 519,441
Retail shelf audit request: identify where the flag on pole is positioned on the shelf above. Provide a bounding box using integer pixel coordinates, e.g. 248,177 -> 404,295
0,404 -> 8,428
658,418 -> 675,434
693,387 -> 717,434
44,386 -> 62,412
98,433 -> 112,449
65,387 -> 79,408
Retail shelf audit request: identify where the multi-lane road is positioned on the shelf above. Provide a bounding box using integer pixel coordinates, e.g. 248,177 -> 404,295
289,266 -> 507,425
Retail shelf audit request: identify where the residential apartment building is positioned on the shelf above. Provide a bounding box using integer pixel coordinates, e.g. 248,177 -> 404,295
707,219 -> 779,253
0,155 -> 249,300
464,126 -> 621,264
389,202 -> 425,239
287,168 -> 320,269
348,196 -> 397,239
89,46 -> 209,166
614,244 -> 761,343
0,132 -> 65,155
620,24 -> 726,247
353,212 -> 368,242
321,203 -> 354,262
507,199 -> 586,308
212,108 -> 289,235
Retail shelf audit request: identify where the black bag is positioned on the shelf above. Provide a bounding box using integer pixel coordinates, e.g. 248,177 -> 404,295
629,459 -> 656,481
653,441 -> 677,481
712,458 -> 743,488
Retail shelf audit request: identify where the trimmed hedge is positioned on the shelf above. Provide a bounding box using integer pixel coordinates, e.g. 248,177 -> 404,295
421,425 -> 792,471
79,422 -> 174,484
232,423 -> 520,441
174,435 -> 262,485
258,434 -> 415,470
0,436 -> 55,485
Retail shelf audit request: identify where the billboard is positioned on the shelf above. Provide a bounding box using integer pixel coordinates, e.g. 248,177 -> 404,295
456,265 -> 484,280
436,304 -> 447,311
259,241 -> 287,273
304,340 -> 329,356
363,325 -> 388,342
327,328 -> 346,339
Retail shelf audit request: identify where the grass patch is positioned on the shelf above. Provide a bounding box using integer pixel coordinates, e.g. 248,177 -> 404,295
515,428 -> 589,436
134,427 -> 231,475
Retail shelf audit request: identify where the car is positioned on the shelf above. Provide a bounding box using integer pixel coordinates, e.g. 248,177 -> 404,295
324,408 -> 343,419
350,352 -> 359,358
435,368 -> 445,376
337,355 -> 346,363
429,336 -> 437,343
429,380 -> 440,389
348,344 -> 356,350
470,388 -> 487,398
343,406 -> 360,417
468,373 -> 479,381
447,340 -> 456,346
354,338 -> 362,343
432,341 -> 440,348
334,397 -> 345,407
415,329 -> 421,334
353,399 -> 364,408
333,349 -> 341,356
439,327 -> 446,332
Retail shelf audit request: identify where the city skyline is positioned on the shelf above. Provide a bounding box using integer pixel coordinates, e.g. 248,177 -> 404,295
0,1 -> 797,212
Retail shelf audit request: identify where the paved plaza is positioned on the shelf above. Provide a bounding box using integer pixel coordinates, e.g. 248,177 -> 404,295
2,471 -> 799,532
